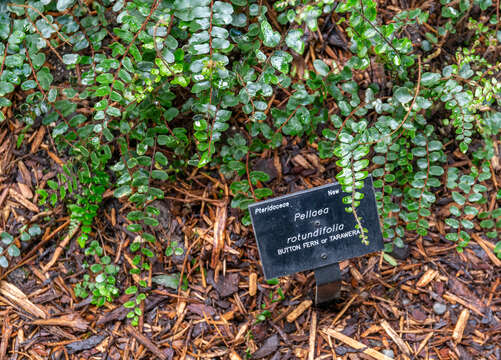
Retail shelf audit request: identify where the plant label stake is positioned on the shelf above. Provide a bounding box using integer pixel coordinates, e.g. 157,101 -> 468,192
249,176 -> 383,304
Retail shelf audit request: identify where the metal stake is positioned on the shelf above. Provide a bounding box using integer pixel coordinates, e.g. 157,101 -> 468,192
314,262 -> 342,305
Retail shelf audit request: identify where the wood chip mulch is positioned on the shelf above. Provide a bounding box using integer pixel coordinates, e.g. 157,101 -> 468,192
0,127 -> 499,360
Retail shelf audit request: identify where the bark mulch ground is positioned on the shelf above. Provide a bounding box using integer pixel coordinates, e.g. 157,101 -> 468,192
0,126 -> 499,359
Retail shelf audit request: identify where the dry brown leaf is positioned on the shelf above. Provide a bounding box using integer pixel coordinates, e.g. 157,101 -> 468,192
17,161 -> 32,186
286,300 -> 312,322
380,320 -> 411,356
211,202 -> 228,269
471,234 -> 501,267
8,188 -> 39,212
30,126 -> 46,154
452,309 -> 470,343
31,313 -> 89,331
17,183 -> 33,200
416,269 -> 439,287
304,153 -> 325,173
323,328 -> 394,360
291,154 -> 314,170
0,281 -> 47,319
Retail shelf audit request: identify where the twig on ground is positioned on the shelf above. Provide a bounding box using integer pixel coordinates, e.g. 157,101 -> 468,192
42,224 -> 80,272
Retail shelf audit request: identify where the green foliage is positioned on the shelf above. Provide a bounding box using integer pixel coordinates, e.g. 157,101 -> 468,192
444,163 -> 487,250
165,240 -> 184,257
152,273 -> 188,290
1,0 -> 500,325
0,225 -> 41,268
255,309 -> 271,323
495,241 -> 501,259
76,240 -> 120,307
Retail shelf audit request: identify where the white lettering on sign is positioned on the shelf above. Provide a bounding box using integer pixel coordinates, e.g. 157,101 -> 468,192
276,228 -> 361,255
294,207 -> 329,221
286,223 -> 345,244
329,229 -> 360,241
254,202 -> 289,215
302,239 -> 319,248
277,244 -> 301,255
327,189 -> 340,196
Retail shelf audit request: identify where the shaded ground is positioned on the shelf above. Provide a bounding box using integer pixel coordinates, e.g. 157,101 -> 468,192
0,126 -> 499,359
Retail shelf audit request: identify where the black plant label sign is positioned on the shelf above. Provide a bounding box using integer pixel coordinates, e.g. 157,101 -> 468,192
249,176 -> 384,279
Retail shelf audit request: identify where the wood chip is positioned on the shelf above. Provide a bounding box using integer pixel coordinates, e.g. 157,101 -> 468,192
361,324 -> 382,337
273,150 -> 282,183
416,269 -> 439,287
350,266 -> 364,282
211,202 -> 227,269
31,313 -> 89,331
0,311 -> 12,359
471,233 -> 501,267
221,309 -> 236,321
233,321 -> 249,343
401,284 -> 420,294
291,154 -> 314,169
330,294 -> 358,326
249,272 -> 257,296
17,183 -> 33,199
415,332 -> 434,356
42,146 -> 65,167
308,311 -> 317,360
125,325 -> 167,360
8,188 -> 39,212
0,187 -> 8,209
323,328 -> 394,360
286,300 -> 312,323
452,309 -> 470,343
380,320 -> 411,356
30,126 -> 45,153
42,224 -> 80,272
304,153 -> 325,173
443,292 -> 484,317
0,281 -> 47,319
17,161 -> 32,186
